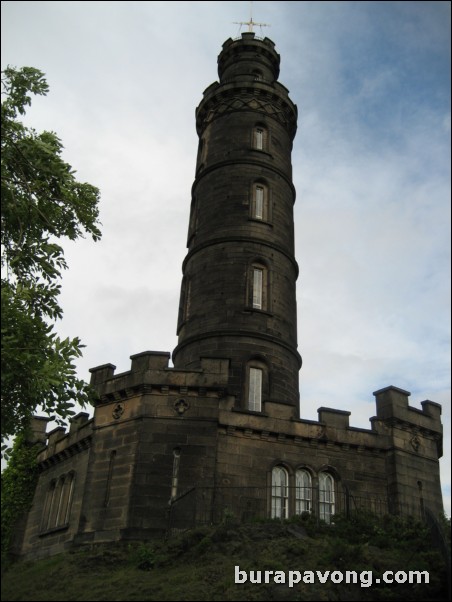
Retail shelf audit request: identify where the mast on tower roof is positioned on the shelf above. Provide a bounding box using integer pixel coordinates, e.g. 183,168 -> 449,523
233,1 -> 270,35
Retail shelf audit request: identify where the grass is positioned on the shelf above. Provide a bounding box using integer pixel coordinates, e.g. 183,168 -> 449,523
1,514 -> 449,601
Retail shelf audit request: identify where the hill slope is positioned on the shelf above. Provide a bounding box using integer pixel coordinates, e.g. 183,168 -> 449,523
1,514 -> 449,601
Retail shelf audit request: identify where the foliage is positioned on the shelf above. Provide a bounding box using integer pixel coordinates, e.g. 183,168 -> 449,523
327,511 -> 431,549
1,516 -> 448,600
1,431 -> 39,567
1,66 -> 101,443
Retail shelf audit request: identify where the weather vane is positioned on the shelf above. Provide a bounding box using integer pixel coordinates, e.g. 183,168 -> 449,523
233,1 -> 270,35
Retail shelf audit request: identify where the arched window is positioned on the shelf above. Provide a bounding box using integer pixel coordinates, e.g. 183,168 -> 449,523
248,261 -> 269,311
248,367 -> 262,412
61,472 -> 75,525
41,480 -> 56,532
295,469 -> 312,514
254,127 -> 264,150
50,477 -> 64,529
251,182 -> 270,222
254,185 -> 264,219
253,125 -> 267,151
271,466 -> 289,519
244,358 -> 268,413
252,267 -> 263,309
319,473 -> 335,523
41,472 -> 76,532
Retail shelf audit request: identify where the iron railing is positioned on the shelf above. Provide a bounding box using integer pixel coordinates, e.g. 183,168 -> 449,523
166,485 -> 428,535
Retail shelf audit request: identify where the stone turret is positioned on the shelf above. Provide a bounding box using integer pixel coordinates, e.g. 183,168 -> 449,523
173,33 -> 301,415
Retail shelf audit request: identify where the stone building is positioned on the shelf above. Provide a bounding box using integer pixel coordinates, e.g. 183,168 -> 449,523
18,33 -> 443,560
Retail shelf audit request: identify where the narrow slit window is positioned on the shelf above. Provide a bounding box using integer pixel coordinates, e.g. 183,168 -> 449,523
104,450 -> 116,507
248,367 -> 262,412
42,481 -> 56,532
254,128 -> 264,150
252,268 -> 263,309
255,186 -> 264,220
49,478 -> 63,529
171,448 -> 181,499
54,477 -> 65,527
64,473 -> 75,524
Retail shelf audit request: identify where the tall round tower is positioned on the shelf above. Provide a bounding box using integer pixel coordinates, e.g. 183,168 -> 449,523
173,33 -> 301,414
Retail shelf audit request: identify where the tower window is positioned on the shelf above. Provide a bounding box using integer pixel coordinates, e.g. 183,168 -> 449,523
252,268 -> 263,309
250,182 -> 271,222
319,473 -> 335,523
248,367 -> 263,412
247,262 -> 269,312
171,448 -> 181,499
254,128 -> 264,150
253,125 -> 267,151
271,466 -> 289,519
295,469 -> 312,514
254,185 -> 264,220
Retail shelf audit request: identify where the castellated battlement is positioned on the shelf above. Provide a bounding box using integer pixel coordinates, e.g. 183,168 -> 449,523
29,412 -> 92,468
20,361 -> 444,560
32,349 -> 442,478
89,351 -> 230,401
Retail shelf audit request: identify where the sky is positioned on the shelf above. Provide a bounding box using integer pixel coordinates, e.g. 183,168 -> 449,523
2,1 -> 450,514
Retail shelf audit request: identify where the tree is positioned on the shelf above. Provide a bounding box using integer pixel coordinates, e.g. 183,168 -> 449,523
1,429 -> 39,564
1,66 -> 101,444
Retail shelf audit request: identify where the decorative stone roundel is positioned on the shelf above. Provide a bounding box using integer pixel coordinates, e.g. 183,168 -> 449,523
410,435 -> 421,453
174,398 -> 190,415
112,403 -> 124,420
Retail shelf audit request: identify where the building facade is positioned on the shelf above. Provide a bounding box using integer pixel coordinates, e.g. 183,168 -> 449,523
18,33 -> 443,560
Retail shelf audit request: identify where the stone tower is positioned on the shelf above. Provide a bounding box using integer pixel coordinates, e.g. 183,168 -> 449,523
16,33 -> 444,561
173,33 -> 301,415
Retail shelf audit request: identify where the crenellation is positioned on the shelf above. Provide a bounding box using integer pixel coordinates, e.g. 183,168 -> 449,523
69,412 -> 90,433
318,407 -> 351,429
89,363 -> 116,386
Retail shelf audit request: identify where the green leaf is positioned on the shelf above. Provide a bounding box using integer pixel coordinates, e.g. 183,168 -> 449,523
1,66 -> 102,442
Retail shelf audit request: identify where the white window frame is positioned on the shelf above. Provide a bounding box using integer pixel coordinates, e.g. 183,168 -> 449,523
254,185 -> 264,220
248,367 -> 262,412
254,127 -> 264,150
319,473 -> 335,523
271,466 -> 289,519
295,469 -> 312,514
252,268 -> 263,309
